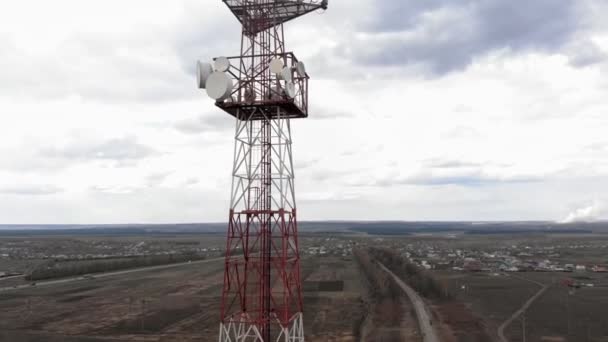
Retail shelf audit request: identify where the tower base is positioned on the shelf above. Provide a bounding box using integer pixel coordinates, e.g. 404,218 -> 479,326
219,313 -> 305,342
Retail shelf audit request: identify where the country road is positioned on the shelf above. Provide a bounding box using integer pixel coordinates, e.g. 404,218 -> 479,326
497,275 -> 549,342
0,257 -> 223,293
380,263 -> 441,342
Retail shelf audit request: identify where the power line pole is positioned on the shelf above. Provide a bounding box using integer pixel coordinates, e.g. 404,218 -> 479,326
521,310 -> 526,342
566,290 -> 571,337
140,298 -> 146,332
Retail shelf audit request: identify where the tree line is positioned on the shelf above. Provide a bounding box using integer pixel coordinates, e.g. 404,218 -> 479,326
25,252 -> 205,281
353,248 -> 404,341
369,247 -> 451,301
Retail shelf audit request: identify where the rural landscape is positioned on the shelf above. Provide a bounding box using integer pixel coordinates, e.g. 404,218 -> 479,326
2,0 -> 608,341
2,222 -> 608,342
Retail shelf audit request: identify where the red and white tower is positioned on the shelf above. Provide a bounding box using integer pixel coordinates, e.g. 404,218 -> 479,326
196,1 -> 328,341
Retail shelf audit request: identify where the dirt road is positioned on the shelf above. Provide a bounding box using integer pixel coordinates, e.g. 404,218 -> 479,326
497,275 -> 548,342
380,263 -> 441,342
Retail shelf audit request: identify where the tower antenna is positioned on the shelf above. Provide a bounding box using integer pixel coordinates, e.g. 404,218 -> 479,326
196,1 -> 328,341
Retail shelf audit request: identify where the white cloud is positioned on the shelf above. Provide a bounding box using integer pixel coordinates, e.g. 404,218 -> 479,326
44,136 -> 158,164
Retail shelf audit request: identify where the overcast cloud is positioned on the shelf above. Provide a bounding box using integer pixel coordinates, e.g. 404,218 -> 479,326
0,0 -> 607,223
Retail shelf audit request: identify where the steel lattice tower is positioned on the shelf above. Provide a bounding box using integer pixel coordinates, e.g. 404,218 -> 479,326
196,1 -> 327,341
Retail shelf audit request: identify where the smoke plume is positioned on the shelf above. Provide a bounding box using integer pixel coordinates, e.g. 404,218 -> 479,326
560,201 -> 603,223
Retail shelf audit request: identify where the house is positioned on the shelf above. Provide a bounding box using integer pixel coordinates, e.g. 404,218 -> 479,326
464,259 -> 482,272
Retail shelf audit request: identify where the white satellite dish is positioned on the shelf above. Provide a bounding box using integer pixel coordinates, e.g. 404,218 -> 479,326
197,61 -> 213,89
269,58 -> 284,74
285,82 -> 296,98
214,56 -> 231,72
206,71 -> 233,101
295,61 -> 306,78
280,66 -> 293,82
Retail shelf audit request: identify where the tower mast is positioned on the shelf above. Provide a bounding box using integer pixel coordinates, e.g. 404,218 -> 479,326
196,1 -> 328,341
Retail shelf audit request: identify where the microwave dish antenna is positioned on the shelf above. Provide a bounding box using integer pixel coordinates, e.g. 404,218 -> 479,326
214,56 -> 231,72
197,61 -> 213,88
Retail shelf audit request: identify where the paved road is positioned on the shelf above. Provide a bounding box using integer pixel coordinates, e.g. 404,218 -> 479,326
0,257 -> 223,293
380,263 -> 441,342
497,275 -> 548,342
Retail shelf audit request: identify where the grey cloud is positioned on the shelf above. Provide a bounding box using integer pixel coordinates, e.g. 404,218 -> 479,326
374,172 -> 542,187
441,126 -> 482,140
0,148 -> 66,173
295,158 -> 320,169
567,40 -> 607,67
0,137 -> 156,173
1,34 -> 192,103
351,160 -> 543,188
0,185 -> 63,196
174,114 -> 234,134
366,1 -> 442,33
88,185 -> 140,195
424,159 -> 481,169
43,137 -> 157,164
405,174 -> 539,187
145,171 -> 173,187
310,106 -> 354,120
183,177 -> 199,186
298,190 -> 362,202
308,167 -> 367,185
172,2 -> 240,76
585,142 -> 608,153
345,0 -> 583,75
340,150 -> 356,157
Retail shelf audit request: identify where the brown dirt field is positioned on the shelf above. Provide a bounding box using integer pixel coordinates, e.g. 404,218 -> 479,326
437,271 -> 540,340
505,279 -> 608,342
0,256 -> 371,342
0,260 -> 231,341
437,271 -> 608,342
432,300 -> 493,342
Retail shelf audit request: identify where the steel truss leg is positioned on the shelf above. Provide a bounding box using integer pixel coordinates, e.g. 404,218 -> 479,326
219,313 -> 305,342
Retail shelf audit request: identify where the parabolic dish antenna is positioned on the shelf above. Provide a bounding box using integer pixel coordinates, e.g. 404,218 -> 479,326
197,61 -> 213,89
214,56 -> 231,72
285,82 -> 296,98
206,71 -> 233,101
296,61 -> 306,78
280,66 -> 293,82
269,58 -> 284,74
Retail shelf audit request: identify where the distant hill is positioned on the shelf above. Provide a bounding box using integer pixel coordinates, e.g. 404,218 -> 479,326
0,221 -> 606,236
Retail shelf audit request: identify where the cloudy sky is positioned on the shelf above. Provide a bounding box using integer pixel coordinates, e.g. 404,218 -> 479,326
1,0 -> 607,224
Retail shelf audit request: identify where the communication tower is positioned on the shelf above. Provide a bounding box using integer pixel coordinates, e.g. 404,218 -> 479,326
196,1 -> 328,341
